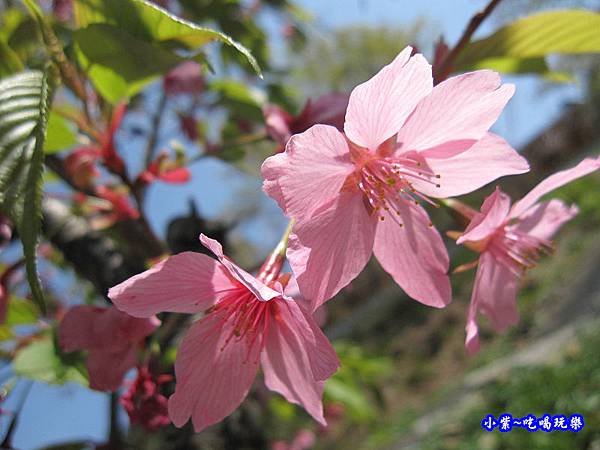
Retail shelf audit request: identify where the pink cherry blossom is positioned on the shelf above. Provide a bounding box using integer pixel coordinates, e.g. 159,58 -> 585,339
137,152 -> 191,186
264,92 -> 350,150
121,365 -> 172,431
262,46 -> 529,311
59,305 -> 160,391
457,156 -> 600,354
64,147 -> 101,189
108,234 -> 339,432
163,61 -> 204,96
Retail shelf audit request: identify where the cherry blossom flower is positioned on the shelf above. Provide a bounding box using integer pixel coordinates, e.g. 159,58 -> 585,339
457,156 -> 600,354
64,147 -> 101,189
0,215 -> 12,250
59,305 -> 160,391
52,0 -> 72,22
109,234 -> 339,432
95,185 -> 140,222
98,103 -> 127,176
137,152 -> 191,186
120,365 -> 172,431
262,46 -> 529,311
264,93 -> 350,151
272,429 -> 316,450
163,61 -> 204,96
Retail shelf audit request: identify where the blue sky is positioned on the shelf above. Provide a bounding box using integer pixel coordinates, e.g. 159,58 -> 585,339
3,1 -> 587,448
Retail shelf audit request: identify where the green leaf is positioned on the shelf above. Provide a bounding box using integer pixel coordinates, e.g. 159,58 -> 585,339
13,336 -> 88,385
74,23 -> 185,102
5,296 -> 40,326
210,79 -> 264,121
0,37 -> 23,76
75,0 -> 260,73
457,10 -> 600,75
72,0 -> 265,102
461,56 -> 572,82
0,325 -> 13,341
45,112 -> 76,154
325,377 -> 375,421
0,69 -> 54,313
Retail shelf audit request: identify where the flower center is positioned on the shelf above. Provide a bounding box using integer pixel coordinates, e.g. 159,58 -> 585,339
355,154 -> 439,223
489,227 -> 554,276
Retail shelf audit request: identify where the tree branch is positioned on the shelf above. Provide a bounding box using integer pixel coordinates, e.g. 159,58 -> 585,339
433,0 -> 504,83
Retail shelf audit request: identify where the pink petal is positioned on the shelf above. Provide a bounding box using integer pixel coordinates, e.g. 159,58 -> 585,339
199,234 -> 281,302
344,47 -> 432,150
510,156 -> 600,219
261,298 -> 338,425
109,252 -> 235,317
286,192 -> 376,312
373,202 -> 451,308
263,104 -> 292,145
261,125 -> 354,222
411,133 -> 529,198
470,251 -> 519,335
60,306 -> 158,352
159,167 -> 191,183
168,312 -> 261,432
292,92 -> 350,133
87,347 -> 137,391
457,187 -> 511,244
465,297 -> 481,356
396,71 -> 514,152
513,199 -> 578,241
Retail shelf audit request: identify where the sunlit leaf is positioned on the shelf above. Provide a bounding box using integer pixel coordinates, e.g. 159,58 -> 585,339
0,37 -> 23,76
74,23 -> 185,102
5,296 -> 40,326
457,10 -> 600,75
0,325 -> 13,341
13,336 -> 88,385
45,112 -> 76,154
0,69 -> 54,313
74,0 -> 261,76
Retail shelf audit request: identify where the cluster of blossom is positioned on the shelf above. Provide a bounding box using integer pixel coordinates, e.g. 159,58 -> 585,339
482,413 -> 585,433
57,46 -> 599,432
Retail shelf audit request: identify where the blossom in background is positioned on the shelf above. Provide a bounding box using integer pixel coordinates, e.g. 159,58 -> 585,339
64,147 -> 101,190
457,156 -> 600,354
98,103 -> 127,176
263,92 -> 350,151
262,46 -> 529,311
121,365 -> 172,431
163,61 -> 204,96
52,0 -> 72,21
137,152 -> 191,186
0,215 -> 11,250
0,260 -> 23,324
95,185 -> 140,222
272,429 -> 316,450
59,305 -> 160,391
109,234 -> 339,432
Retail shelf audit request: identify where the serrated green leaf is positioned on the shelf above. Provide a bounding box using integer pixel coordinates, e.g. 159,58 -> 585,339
45,111 -> 76,154
13,336 -> 88,385
457,10 -> 600,75
74,23 -> 185,102
0,69 -> 54,313
74,0 -> 261,74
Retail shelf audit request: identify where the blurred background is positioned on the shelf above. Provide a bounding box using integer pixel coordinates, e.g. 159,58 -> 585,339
0,0 -> 599,449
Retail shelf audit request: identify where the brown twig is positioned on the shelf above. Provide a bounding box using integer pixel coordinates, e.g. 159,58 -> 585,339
433,0 -> 504,84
